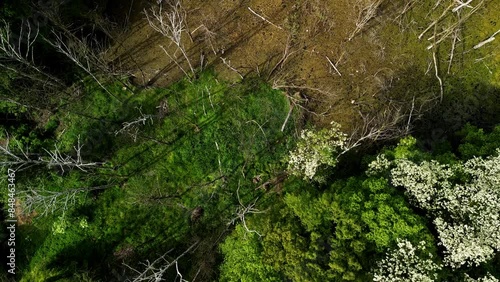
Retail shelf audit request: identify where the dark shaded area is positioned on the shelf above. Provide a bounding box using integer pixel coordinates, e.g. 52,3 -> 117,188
415,80 -> 500,154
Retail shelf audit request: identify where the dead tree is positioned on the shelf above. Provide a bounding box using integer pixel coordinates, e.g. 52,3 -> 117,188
342,100 -> 419,154
473,29 -> 500,49
247,7 -> 283,30
267,36 -> 297,80
349,0 -> 385,41
145,0 -> 196,77
0,20 -> 66,91
421,0 -> 485,50
18,184 -> 113,217
0,135 -> 103,172
124,241 -> 198,282
46,31 -> 121,101
37,1 -> 130,79
219,57 -> 243,79
227,183 -> 264,237
190,23 -> 218,55
115,107 -> 154,142
394,0 -> 417,28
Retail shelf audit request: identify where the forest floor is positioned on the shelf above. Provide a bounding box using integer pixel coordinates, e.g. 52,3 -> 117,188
107,0 -> 500,130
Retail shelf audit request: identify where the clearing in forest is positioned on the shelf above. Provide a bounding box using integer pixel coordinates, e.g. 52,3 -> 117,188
108,0 -> 500,133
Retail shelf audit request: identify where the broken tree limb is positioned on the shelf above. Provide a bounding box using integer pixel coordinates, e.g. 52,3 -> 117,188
447,29 -> 459,74
473,29 -> 500,49
281,103 -> 294,132
433,51 -> 444,102
418,3 -> 454,40
220,57 -> 244,79
247,7 -> 283,30
452,0 -> 473,13
426,0 -> 485,49
326,56 -> 342,76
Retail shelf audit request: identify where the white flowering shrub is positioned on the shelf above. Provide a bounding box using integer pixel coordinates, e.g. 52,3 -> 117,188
366,154 -> 391,176
390,150 -> 500,268
391,159 -> 453,210
372,239 -> 441,282
433,218 -> 496,268
287,122 -> 347,180
464,273 -> 499,282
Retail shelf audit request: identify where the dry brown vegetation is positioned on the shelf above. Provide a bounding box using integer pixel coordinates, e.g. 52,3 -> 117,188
107,0 -> 499,135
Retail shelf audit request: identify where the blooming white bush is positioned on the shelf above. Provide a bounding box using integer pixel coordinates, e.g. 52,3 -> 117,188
391,160 -> 453,210
372,239 -> 441,282
434,219 -> 496,268
464,273 -> 499,282
287,122 -> 347,180
390,150 -> 500,268
366,153 -> 391,176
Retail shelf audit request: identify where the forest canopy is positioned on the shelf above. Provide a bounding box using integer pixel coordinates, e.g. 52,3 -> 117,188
0,0 -> 499,281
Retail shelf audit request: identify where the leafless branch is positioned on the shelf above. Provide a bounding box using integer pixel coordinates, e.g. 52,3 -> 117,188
115,107 -> 154,142
124,241 -> 198,282
220,57 -> 244,79
447,28 -> 460,74
268,36 -> 296,79
271,80 -> 335,118
0,20 -> 65,90
144,0 -> 195,76
349,0 -> 385,41
46,31 -> 120,101
326,56 -> 342,76
281,103 -> 294,132
452,0 -> 473,12
433,50 -> 444,102
191,24 -> 218,55
425,0 -> 485,50
394,0 -> 417,25
0,135 -> 103,172
0,20 -> 38,65
272,80 -> 337,98
342,100 -> 417,154
418,3 -> 454,40
228,182 -> 264,237
246,120 -> 268,143
473,29 -> 500,49
159,45 -> 191,79
18,184 -> 112,216
406,96 -> 416,133
247,7 -> 283,30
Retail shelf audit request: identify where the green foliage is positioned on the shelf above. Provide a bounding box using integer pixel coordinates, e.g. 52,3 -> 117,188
326,177 -> 433,281
220,176 -> 433,282
13,71 -> 298,281
55,80 -> 132,154
0,0 -> 498,280
457,124 -> 500,160
219,225 -> 281,282
0,0 -> 31,20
